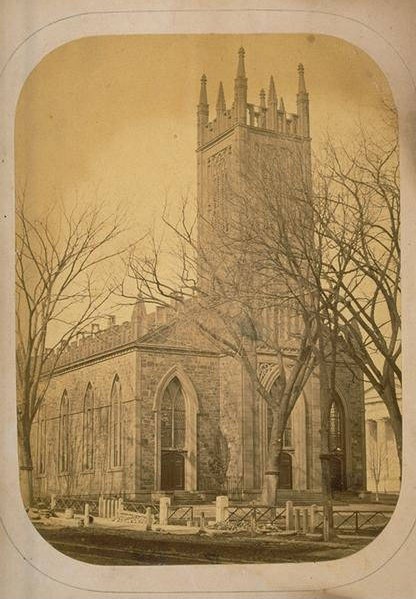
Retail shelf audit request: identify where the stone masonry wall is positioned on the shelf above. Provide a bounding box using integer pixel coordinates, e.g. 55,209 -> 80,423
32,351 -> 137,499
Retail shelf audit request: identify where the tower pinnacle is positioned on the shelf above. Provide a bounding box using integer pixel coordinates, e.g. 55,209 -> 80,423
216,81 -> 226,112
234,47 -> 247,124
268,75 -> 277,105
296,64 -> 309,137
199,74 -> 208,106
236,47 -> 246,79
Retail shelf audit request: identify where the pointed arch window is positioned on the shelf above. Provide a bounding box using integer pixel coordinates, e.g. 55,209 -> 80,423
59,391 -> 69,473
83,384 -> 94,471
110,376 -> 122,468
267,404 -> 293,448
161,378 -> 186,450
329,398 -> 344,453
37,405 -> 47,475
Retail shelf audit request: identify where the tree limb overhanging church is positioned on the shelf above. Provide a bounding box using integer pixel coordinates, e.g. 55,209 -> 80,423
31,49 -> 366,503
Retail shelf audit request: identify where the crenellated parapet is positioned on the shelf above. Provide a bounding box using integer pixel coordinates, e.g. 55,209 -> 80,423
48,302 -> 178,369
197,49 -> 310,148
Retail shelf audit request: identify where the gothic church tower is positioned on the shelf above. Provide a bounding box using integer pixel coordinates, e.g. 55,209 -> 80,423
196,48 -> 311,258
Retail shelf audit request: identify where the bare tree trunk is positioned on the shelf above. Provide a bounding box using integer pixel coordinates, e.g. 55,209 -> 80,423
381,384 -> 402,480
18,415 -> 34,508
261,414 -> 285,506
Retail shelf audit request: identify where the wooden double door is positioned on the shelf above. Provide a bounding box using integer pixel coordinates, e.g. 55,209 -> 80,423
161,451 -> 185,491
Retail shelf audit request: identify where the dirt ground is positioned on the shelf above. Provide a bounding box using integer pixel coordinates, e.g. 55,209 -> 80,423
34,522 -> 373,565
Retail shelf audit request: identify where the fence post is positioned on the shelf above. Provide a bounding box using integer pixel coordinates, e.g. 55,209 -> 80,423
250,509 -> 256,534
215,495 -> 229,524
50,495 -> 56,511
159,496 -> 171,526
117,497 -> 123,517
302,508 -> 308,535
200,511 -> 206,531
145,507 -> 153,531
309,504 -> 317,533
98,496 -> 103,517
285,501 -> 294,531
84,503 -> 90,527
294,508 -> 300,533
355,511 -> 359,533
323,504 -> 331,541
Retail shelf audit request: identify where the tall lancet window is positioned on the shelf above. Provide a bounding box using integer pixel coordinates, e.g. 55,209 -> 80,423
83,384 -> 94,471
110,375 -> 122,468
329,398 -> 344,453
267,404 -> 292,448
37,405 -> 47,475
161,378 -> 186,450
59,391 -> 69,473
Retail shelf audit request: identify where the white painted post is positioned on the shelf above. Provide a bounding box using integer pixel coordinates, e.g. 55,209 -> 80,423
309,504 -> 317,533
159,496 -> 171,526
294,508 -> 300,533
302,508 -> 308,535
84,503 -> 90,527
145,507 -> 152,531
285,501 -> 294,531
50,495 -> 56,511
215,496 -> 229,524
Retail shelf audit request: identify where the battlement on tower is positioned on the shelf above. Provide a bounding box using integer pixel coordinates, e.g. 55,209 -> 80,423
197,48 -> 309,149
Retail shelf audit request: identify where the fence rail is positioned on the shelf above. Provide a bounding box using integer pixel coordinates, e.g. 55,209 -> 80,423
224,505 -> 286,525
167,505 -> 194,523
314,510 -> 391,532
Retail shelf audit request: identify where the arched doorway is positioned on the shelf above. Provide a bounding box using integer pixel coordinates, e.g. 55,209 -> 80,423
160,377 -> 186,491
328,398 -> 346,491
278,452 -> 293,489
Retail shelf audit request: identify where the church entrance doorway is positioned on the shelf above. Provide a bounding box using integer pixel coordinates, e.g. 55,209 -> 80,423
161,451 -> 185,490
278,452 -> 293,489
328,397 -> 346,492
329,455 -> 344,492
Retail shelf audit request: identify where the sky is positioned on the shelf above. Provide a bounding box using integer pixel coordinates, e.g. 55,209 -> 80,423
15,33 -> 394,240
14,34 -> 395,333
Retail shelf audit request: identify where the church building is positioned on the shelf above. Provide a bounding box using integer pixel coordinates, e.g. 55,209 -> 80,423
32,49 -> 366,503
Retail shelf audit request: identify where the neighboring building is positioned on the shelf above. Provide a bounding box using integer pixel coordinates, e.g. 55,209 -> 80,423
365,391 -> 401,495
32,49 -> 366,502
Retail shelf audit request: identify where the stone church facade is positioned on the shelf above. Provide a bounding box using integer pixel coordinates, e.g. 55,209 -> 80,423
32,49 -> 366,502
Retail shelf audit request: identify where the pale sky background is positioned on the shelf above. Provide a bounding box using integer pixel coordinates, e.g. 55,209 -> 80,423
14,34 -> 395,328
15,34 -> 394,231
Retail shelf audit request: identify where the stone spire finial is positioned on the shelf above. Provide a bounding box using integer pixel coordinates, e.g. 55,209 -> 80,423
268,75 -> 277,105
259,88 -> 266,108
296,64 -> 309,137
199,74 -> 208,106
236,47 -> 246,79
297,63 -> 307,94
279,96 -> 286,112
216,81 -> 226,112
131,299 -> 148,339
234,47 -> 247,124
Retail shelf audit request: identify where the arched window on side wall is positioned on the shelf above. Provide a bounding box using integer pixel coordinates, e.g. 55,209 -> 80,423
83,384 -> 94,471
328,398 -> 345,453
161,378 -> 186,450
110,376 -> 122,468
59,391 -> 69,473
37,405 -> 47,475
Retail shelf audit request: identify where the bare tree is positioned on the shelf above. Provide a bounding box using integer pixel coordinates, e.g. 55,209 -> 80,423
315,127 -> 401,473
16,195 -> 126,506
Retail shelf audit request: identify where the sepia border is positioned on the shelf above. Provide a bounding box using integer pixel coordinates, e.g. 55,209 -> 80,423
1,2 -> 415,597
